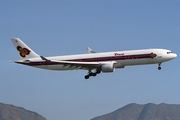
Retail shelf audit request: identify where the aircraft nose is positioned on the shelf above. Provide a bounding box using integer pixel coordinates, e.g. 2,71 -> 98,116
174,53 -> 177,58
166,52 -> 177,60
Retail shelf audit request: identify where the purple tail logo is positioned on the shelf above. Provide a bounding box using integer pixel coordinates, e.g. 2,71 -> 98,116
17,46 -> 31,58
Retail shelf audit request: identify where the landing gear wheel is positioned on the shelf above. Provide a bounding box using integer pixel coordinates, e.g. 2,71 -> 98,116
158,67 -> 161,70
85,75 -> 89,79
89,73 -> 94,76
84,69 -> 101,79
96,70 -> 101,74
92,73 -> 97,77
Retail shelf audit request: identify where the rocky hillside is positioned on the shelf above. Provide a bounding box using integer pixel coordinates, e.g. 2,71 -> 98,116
0,102 -> 46,120
91,103 -> 180,120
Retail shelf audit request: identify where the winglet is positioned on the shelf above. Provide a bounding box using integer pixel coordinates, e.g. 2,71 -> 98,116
87,47 -> 96,54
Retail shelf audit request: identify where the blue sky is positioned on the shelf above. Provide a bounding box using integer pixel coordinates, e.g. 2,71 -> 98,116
1,1 -> 180,120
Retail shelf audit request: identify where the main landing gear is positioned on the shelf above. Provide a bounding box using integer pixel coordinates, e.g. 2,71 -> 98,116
158,63 -> 161,70
85,69 -> 101,79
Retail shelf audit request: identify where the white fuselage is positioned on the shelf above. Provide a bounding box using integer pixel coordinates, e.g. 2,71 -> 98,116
18,48 -> 177,71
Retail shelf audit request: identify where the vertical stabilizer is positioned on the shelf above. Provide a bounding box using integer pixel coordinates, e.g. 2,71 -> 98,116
11,38 -> 39,59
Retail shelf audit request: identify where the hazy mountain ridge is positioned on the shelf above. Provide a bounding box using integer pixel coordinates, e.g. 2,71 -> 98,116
0,102 -> 46,120
91,103 -> 180,120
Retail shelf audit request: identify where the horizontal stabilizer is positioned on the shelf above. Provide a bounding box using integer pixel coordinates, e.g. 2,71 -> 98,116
40,56 -> 51,62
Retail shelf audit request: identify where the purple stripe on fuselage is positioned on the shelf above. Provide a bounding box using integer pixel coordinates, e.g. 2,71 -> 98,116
71,54 -> 151,62
16,53 -> 154,66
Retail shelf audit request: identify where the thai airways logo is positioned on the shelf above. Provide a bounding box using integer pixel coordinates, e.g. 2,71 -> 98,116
151,53 -> 157,58
114,53 -> 124,56
17,46 -> 31,58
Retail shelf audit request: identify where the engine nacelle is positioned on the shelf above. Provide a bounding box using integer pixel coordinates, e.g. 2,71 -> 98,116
101,62 -> 115,73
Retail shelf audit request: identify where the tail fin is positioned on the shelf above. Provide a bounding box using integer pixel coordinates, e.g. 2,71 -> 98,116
11,38 -> 39,59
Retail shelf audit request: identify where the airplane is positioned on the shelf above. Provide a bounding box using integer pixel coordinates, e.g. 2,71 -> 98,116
11,38 -> 177,79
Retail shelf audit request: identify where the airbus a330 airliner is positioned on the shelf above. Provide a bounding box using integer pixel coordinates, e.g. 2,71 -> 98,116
11,38 -> 177,79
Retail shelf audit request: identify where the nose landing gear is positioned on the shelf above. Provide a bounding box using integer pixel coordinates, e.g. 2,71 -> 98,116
158,63 -> 161,70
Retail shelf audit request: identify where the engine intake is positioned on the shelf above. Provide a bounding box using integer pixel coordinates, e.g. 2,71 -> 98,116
101,62 -> 115,73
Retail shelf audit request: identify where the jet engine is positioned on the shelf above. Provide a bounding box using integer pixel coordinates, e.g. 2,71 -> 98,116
101,62 -> 115,73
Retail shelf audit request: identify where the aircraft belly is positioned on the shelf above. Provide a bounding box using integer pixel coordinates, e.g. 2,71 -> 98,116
118,58 -> 156,66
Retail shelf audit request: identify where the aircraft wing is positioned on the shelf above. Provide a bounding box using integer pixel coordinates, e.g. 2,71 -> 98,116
40,56 -> 101,70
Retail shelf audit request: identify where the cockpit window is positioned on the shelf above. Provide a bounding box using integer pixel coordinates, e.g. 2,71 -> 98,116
167,52 -> 173,54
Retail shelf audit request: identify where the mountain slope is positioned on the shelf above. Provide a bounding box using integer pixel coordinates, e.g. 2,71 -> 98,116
0,102 -> 46,120
138,103 -> 180,120
91,103 -> 180,120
